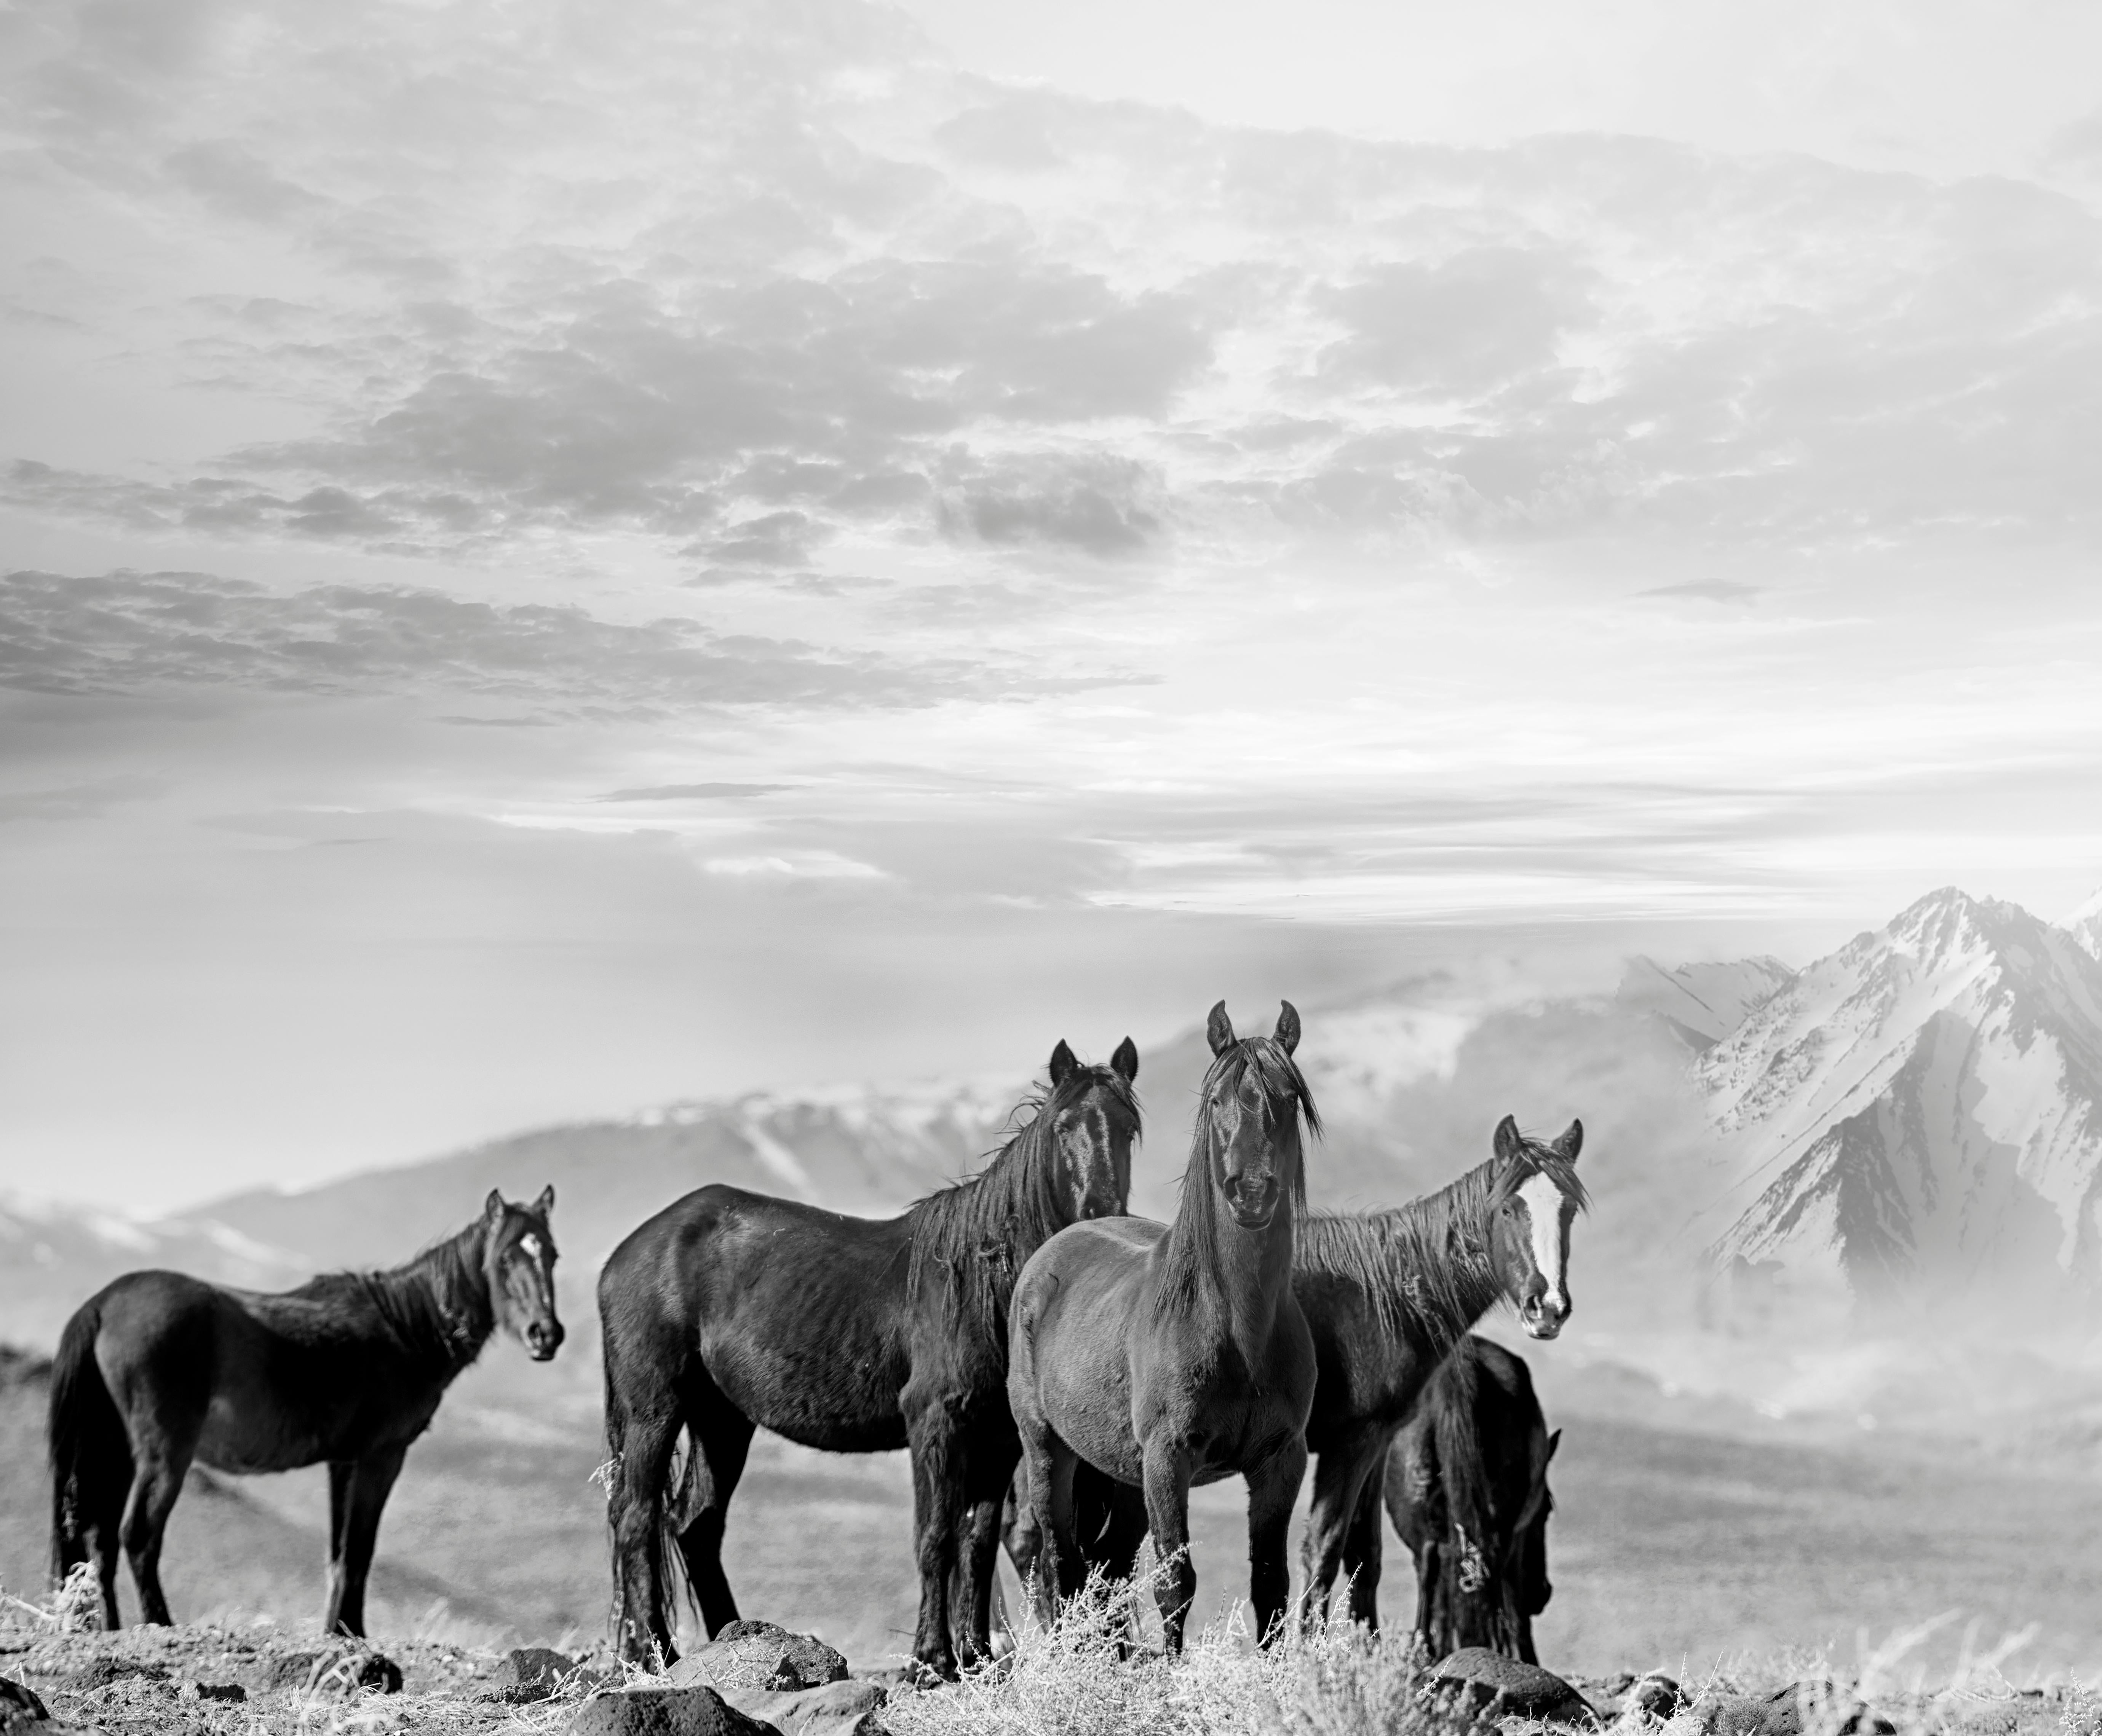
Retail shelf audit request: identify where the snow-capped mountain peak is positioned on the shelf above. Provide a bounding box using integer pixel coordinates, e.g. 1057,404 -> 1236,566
1690,886 -> 2102,1300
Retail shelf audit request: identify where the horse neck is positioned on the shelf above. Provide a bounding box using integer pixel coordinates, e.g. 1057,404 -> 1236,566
1383,1160 -> 1509,1360
1162,1164 -> 1299,1365
379,1219 -> 496,1376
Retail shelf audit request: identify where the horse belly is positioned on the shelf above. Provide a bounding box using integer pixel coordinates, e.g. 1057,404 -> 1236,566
704,1319 -> 909,1455
194,1393 -> 325,1474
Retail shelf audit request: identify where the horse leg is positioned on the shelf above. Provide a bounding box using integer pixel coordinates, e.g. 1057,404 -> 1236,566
327,1444 -> 407,1637
118,1443 -> 191,1627
1246,1436 -> 1307,1648
1342,1463 -> 1387,1629
1138,1436 -> 1195,1655
606,1386 -> 684,1668
903,1387 -> 965,1679
325,1460 -> 353,1590
1016,1421 -> 1079,1628
670,1384 -> 755,1645
950,1421 -> 1021,1669
1298,1431 -> 1379,1630
90,1466 -> 126,1631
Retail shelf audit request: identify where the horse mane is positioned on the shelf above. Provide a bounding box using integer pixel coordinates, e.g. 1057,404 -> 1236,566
1427,1340 -> 1492,1562
288,1215 -> 494,1372
1297,1125 -> 1588,1353
905,1063 -> 1140,1342
1158,1037 -> 1319,1316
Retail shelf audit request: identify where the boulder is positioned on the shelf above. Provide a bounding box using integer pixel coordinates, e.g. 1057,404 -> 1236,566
722,1678 -> 888,1734
567,1684 -> 779,1736
490,1647 -> 589,1704
1432,1649 -> 1600,1727
303,1646 -> 403,1696
1,1677 -> 50,1733
1700,1685 -> 1895,1736
668,1622 -> 848,1695
1629,1676 -> 1688,1721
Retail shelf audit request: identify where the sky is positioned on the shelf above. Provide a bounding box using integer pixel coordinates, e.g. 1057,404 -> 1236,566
3,0 -> 2102,1213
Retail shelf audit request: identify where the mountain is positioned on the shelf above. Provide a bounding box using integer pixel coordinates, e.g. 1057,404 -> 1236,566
5,972 -> 1708,1355
1616,956 -> 1797,1051
1691,887 -> 2102,1304
2067,885 -> 2102,964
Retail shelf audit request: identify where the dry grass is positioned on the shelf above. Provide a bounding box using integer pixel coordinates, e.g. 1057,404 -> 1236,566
4,1557 -> 2094,1736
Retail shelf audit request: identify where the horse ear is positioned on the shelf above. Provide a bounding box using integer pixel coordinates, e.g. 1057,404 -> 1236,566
1274,1000 -> 1301,1055
483,1189 -> 505,1224
1048,1039 -> 1078,1088
1206,1001 -> 1235,1055
1552,1119 -> 1583,1163
533,1184 -> 556,1218
1110,1036 -> 1139,1081
1492,1115 -> 1523,1165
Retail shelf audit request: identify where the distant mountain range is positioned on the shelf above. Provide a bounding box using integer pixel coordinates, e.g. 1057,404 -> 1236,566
8,881 -> 2102,1353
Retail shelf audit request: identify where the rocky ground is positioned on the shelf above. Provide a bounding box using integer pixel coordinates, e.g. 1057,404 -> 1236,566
2,1595 -> 2092,1736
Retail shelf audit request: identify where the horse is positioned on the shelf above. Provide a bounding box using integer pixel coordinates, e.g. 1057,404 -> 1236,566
597,1037 -> 1140,1677
48,1187 -> 562,1634
1006,1001 -> 1319,1655
1005,1115 -> 1584,1634
1383,1334 -> 1558,1662
1294,1115 -> 1584,1628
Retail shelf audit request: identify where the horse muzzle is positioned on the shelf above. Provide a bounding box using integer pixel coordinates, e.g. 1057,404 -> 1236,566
1518,1294 -> 1568,1340
1227,1178 -> 1280,1229
525,1320 -> 565,1361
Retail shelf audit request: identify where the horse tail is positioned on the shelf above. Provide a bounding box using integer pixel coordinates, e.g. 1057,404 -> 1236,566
48,1297 -> 126,1587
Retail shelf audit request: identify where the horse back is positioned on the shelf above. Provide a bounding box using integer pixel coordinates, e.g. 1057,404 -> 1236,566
601,1184 -> 917,1452
89,1270 -> 445,1472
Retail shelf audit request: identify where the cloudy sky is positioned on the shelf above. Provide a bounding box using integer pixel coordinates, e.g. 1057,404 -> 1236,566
5,0 -> 2102,1212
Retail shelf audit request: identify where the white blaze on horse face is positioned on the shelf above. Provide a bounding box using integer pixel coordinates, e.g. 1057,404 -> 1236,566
520,1233 -> 542,1262
1515,1172 -> 1567,1310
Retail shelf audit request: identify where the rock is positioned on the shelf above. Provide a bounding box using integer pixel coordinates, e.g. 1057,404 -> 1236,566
246,1651 -> 322,1691
1,1676 -> 50,1732
177,1682 -> 247,1704
1699,1685 -> 1894,1736
668,1622 -> 848,1695
302,1646 -> 404,1697
567,1684 -> 779,1736
490,1647 -> 588,1704
54,1659 -> 166,1692
722,1678 -> 889,1734
1432,1649 -> 1600,1727
1629,1676 -> 1687,1720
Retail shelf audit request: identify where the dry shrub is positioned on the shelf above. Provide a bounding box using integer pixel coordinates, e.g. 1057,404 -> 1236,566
885,1569 -> 1496,1736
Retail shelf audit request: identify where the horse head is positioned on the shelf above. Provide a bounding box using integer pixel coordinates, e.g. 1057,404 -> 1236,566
1043,1036 -> 1142,1223
1200,1000 -> 1318,1230
482,1186 -> 564,1361
1485,1117 -> 1585,1340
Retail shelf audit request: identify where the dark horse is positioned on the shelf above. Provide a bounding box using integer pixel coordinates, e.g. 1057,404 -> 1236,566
48,1188 -> 562,1634
1010,1116 -> 1584,1635
1384,1334 -> 1558,1661
1294,1116 -> 1584,1628
1007,1001 -> 1319,1654
597,1037 -> 1139,1676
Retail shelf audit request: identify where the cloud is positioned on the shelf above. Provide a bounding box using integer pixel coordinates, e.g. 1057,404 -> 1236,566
936,453 -> 1164,556
597,782 -> 789,801
0,568 -> 1101,715
0,774 -> 165,822
1317,246 -> 1595,398
1640,580 -> 1762,603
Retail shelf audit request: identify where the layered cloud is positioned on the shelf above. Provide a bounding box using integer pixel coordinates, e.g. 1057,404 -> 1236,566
10,0 -> 2102,594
